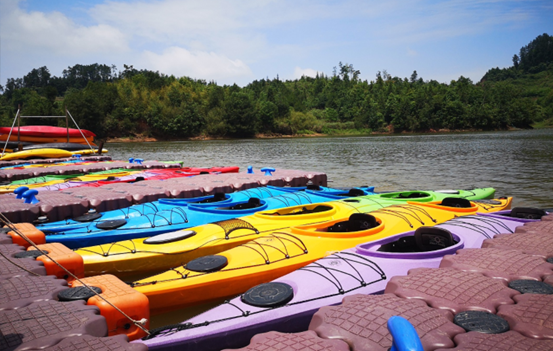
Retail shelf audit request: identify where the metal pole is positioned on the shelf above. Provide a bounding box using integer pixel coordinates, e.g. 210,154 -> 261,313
1,109 -> 20,157
17,104 -> 21,144
65,108 -> 69,142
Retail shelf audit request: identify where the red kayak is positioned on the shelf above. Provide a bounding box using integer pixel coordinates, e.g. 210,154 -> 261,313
0,126 -> 96,138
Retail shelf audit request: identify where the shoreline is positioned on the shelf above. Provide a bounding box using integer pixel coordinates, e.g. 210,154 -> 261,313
105,126 -> 536,143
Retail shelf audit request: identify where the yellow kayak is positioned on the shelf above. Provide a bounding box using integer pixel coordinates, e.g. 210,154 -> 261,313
71,149 -> 108,155
133,197 -> 512,314
74,171 -> 139,181
77,195 -> 509,281
0,148 -> 73,161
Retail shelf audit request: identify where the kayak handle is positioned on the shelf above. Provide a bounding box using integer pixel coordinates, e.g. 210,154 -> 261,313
22,189 -> 40,204
14,186 -> 29,199
388,316 -> 423,351
260,167 -> 275,176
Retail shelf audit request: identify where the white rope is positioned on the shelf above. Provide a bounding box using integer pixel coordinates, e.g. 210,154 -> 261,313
66,110 -> 95,151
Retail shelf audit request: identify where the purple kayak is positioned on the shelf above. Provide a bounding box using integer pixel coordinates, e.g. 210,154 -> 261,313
139,210 -> 541,351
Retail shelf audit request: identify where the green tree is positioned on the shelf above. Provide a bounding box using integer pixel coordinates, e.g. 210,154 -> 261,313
223,92 -> 257,137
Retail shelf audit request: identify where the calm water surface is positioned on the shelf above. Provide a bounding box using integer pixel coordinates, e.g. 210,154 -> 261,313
108,129 -> 553,209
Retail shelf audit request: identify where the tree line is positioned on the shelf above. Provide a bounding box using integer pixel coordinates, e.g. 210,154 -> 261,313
1,34 -> 552,139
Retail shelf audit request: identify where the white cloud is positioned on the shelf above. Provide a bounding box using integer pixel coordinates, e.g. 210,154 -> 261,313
139,47 -> 253,82
0,0 -> 548,85
0,0 -> 128,56
293,67 -> 320,79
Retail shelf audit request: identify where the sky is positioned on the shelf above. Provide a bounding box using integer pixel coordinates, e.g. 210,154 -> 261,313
1,0 -> 552,87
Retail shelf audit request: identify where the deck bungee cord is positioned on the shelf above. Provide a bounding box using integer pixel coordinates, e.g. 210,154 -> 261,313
72,189 -> 500,281
369,204 -> 438,227
0,213 -> 151,337
77,201 -> 365,259
130,204 -> 439,287
437,214 -> 516,238
40,187 -> 362,248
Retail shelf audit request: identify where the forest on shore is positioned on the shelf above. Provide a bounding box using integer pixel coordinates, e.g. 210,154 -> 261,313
0,33 -> 552,140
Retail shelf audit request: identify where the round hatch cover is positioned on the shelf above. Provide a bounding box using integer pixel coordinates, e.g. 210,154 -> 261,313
95,219 -> 127,230
186,255 -> 228,272
74,212 -> 102,222
241,282 -> 294,308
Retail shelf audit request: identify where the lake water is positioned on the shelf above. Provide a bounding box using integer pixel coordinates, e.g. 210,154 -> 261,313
107,129 -> 553,209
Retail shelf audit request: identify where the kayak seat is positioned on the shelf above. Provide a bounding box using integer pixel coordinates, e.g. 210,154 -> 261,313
328,214 -> 378,232
441,197 -> 471,208
306,184 -> 322,191
397,192 -> 427,199
414,227 -> 455,251
508,207 -> 547,220
378,227 -> 455,253
377,236 -> 417,253
218,198 -> 262,210
275,205 -> 333,216
347,188 -> 366,197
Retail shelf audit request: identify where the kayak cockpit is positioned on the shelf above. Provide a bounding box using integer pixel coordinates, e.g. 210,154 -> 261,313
377,227 -> 457,253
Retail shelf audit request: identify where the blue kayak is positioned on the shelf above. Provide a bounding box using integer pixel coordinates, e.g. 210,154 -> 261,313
37,185 -> 374,233
42,186 -> 375,248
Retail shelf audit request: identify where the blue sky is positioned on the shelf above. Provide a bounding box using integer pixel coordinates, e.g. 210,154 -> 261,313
1,0 -> 552,87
